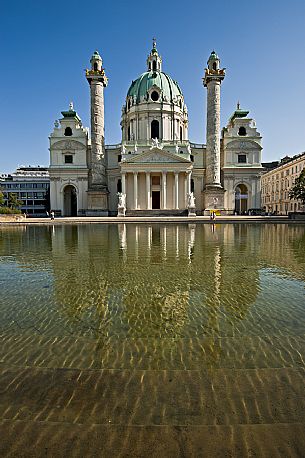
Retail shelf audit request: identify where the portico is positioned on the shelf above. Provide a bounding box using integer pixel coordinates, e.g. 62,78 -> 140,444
120,148 -> 192,211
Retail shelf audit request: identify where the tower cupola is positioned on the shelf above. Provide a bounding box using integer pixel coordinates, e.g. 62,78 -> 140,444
90,50 -> 103,72
207,50 -> 220,71
146,38 -> 162,72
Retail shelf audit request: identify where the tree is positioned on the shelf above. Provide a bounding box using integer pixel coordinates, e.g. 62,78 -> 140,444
289,169 -> 305,206
0,187 -> 4,206
8,192 -> 23,210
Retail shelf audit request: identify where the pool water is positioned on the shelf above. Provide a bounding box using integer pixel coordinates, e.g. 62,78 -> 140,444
0,223 -> 304,456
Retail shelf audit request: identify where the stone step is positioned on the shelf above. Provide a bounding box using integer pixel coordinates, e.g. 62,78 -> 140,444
0,366 -> 304,426
0,420 -> 304,457
126,209 -> 188,217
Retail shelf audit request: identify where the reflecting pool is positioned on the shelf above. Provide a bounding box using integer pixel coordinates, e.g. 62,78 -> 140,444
0,223 -> 304,456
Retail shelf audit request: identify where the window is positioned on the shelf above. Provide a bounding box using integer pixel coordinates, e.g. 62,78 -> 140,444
191,179 -> 194,193
128,126 -> 131,141
117,179 -> 122,193
118,155 -> 121,162
64,127 -> 72,136
238,154 -> 247,163
151,120 -> 159,139
65,155 -> 73,164
212,62 -> 217,70
94,62 -> 98,71
180,126 -> 183,141
151,91 -> 159,101
190,155 -> 194,162
238,126 -> 246,136
153,60 -> 157,71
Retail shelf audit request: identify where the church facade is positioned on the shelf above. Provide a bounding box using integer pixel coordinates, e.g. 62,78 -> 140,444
49,42 -> 263,216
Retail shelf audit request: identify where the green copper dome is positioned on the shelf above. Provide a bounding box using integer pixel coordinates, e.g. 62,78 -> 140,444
127,71 -> 183,103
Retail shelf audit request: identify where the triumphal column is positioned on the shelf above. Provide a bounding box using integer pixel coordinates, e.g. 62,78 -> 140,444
86,51 -> 109,215
203,51 -> 226,214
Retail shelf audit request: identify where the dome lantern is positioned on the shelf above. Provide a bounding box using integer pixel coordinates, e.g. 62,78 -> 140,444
146,38 -> 162,72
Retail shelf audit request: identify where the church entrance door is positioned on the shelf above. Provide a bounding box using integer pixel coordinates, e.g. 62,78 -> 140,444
234,184 -> 248,214
63,185 -> 77,216
152,191 -> 160,209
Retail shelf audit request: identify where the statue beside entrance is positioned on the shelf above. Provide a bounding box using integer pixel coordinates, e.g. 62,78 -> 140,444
117,192 -> 126,217
187,192 -> 196,217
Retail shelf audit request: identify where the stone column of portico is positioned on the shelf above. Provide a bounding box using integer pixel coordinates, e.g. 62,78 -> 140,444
146,172 -> 151,209
184,171 -> 191,207
162,172 -> 167,209
122,172 -> 126,194
203,51 -> 226,213
175,172 -> 179,209
133,172 -> 138,209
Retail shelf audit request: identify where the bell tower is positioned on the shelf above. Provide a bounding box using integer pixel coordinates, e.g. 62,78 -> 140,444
203,51 -> 226,213
85,50 -> 109,214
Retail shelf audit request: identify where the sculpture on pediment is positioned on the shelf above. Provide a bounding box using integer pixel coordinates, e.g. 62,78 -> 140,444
150,138 -> 163,150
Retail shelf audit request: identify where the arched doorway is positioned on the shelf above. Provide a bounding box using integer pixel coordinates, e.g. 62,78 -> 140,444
235,184 -> 248,214
63,185 -> 77,216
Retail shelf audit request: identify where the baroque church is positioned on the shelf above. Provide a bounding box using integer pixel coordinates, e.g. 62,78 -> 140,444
49,41 -> 263,216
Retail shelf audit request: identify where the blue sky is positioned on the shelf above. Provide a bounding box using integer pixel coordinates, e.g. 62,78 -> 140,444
0,0 -> 304,173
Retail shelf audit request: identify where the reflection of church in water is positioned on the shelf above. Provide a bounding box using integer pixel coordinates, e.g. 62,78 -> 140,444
48,224 -> 260,340
49,40 -> 263,216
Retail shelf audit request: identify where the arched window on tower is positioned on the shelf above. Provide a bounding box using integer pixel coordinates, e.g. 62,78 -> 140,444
238,126 -> 247,136
180,126 -> 183,142
64,127 -> 72,136
213,62 -> 217,70
94,62 -> 98,71
153,60 -> 157,71
128,126 -> 131,141
151,120 -> 159,139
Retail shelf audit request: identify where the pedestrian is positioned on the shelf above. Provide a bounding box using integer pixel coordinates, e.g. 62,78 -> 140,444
50,210 -> 55,220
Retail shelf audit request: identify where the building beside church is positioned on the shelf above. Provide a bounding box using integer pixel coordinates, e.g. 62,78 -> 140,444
261,152 -> 305,214
49,41 -> 263,216
0,166 -> 49,216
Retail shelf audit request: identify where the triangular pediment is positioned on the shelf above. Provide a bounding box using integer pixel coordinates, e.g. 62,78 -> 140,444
51,139 -> 86,150
124,148 -> 191,164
